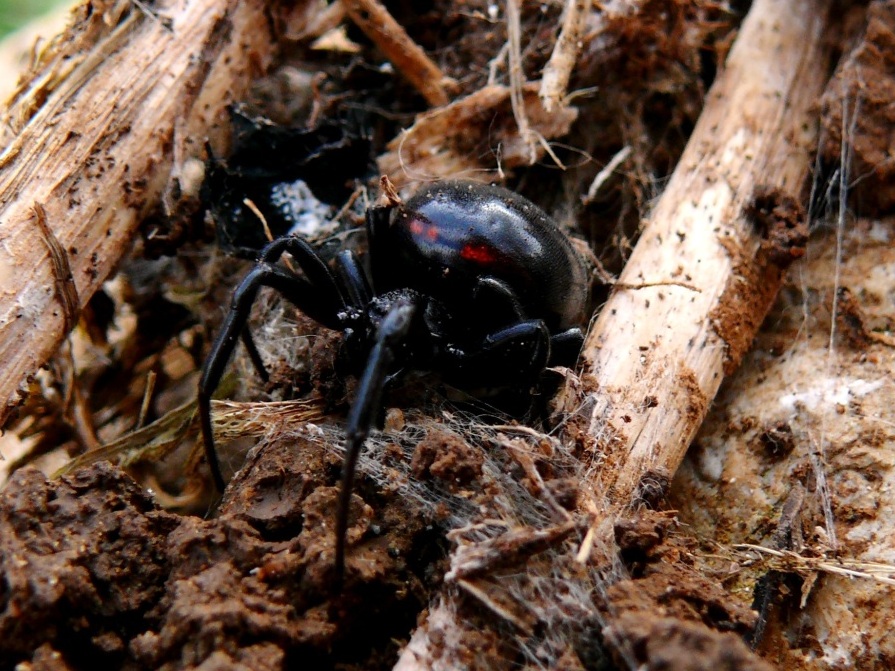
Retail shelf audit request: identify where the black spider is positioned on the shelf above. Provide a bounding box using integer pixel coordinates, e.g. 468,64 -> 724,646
199,179 -> 591,585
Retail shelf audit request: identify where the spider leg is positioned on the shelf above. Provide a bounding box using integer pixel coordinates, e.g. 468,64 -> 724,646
473,276 -> 584,367
199,261 -> 347,492
365,203 -> 391,241
548,327 -> 584,367
235,237 -> 354,388
239,330 -> 269,383
334,300 -> 415,588
441,319 -> 551,388
472,276 -> 526,323
259,236 -> 345,317
365,204 -> 395,288
334,249 -> 373,307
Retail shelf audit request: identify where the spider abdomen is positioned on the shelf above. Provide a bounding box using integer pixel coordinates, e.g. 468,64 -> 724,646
370,181 -> 590,333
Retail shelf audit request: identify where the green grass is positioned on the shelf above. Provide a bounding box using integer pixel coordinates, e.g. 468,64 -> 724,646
0,0 -> 69,38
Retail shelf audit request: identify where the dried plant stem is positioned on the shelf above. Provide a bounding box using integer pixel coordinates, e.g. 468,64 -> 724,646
0,0 -> 292,426
343,0 -> 455,107
555,0 -> 835,515
539,0 -> 590,112
505,0 -> 536,164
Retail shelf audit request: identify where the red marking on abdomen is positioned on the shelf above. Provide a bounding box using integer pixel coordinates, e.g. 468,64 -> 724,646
409,219 -> 439,241
460,243 -> 497,265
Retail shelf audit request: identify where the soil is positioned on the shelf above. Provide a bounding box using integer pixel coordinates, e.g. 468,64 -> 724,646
3,1 -> 894,670
599,513 -> 772,671
0,434 -> 431,670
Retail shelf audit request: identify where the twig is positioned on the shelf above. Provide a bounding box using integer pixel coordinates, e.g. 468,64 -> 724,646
342,0 -> 455,107
539,0 -> 590,112
445,521 -> 577,581
505,0 -> 536,164
553,0 -> 836,516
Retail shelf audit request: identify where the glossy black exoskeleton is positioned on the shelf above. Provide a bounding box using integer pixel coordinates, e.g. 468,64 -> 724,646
199,180 -> 590,587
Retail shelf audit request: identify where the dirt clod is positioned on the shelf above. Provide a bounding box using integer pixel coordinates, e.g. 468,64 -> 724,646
411,428 -> 484,488
0,464 -> 177,669
0,434 -> 432,670
603,613 -> 774,671
748,186 -> 809,267
601,513 -> 766,670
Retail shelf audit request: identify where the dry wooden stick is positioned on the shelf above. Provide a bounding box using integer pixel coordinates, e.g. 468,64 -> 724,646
394,0 -> 835,666
0,0 -> 299,426
539,0 -> 590,112
554,0 -> 834,515
505,0 -> 536,164
342,0 -> 456,107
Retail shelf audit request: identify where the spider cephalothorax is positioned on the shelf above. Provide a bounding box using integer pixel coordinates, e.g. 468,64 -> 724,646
199,179 -> 590,585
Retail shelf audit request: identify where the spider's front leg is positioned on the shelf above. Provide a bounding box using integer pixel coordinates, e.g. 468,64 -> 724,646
467,275 -> 585,373
546,327 -> 585,368
199,237 -> 348,492
334,300 -> 415,588
445,320 -> 554,389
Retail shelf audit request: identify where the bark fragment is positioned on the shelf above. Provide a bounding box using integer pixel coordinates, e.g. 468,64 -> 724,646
0,0 -> 289,426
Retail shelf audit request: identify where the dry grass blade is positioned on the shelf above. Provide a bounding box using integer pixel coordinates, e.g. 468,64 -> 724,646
731,544 -> 895,588
56,396 -> 326,478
